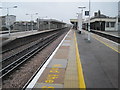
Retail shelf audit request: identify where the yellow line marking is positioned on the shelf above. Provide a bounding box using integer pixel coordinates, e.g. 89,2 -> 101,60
74,31 -> 86,89
93,35 -> 120,53
83,30 -> 120,53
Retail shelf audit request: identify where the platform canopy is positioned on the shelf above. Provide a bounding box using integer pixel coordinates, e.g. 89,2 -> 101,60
70,19 -> 78,24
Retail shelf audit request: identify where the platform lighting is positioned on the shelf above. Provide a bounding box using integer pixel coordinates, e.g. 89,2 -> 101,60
78,6 -> 86,12
37,16 -> 47,30
26,13 -> 38,31
78,6 -> 86,34
0,6 -> 17,36
88,0 -> 91,41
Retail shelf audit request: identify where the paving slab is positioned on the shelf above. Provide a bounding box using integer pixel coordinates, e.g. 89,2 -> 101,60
53,49 -> 69,59
47,59 -> 68,68
34,83 -> 63,88
37,68 -> 66,84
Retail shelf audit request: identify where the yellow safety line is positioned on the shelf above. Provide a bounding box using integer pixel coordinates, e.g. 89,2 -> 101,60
83,30 -> 120,53
74,31 -> 86,89
93,35 -> 120,53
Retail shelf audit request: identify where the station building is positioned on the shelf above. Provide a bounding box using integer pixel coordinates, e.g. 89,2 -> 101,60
0,15 -> 16,31
70,10 -> 118,31
90,10 -> 118,31
70,19 -> 78,30
13,21 -> 37,31
37,19 -> 66,31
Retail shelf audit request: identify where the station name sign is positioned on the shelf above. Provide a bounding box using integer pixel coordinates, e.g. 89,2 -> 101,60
85,11 -> 89,16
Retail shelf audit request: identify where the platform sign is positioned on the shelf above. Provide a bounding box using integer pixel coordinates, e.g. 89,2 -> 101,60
85,11 -> 89,16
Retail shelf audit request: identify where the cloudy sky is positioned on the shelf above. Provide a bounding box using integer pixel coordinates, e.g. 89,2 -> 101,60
0,0 -> 119,23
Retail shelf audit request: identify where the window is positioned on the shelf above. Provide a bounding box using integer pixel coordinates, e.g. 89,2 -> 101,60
106,22 -> 109,27
110,22 -> 115,27
118,18 -> 120,22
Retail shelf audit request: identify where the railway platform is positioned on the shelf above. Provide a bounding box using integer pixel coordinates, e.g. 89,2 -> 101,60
26,29 -> 119,89
1,30 -> 44,45
26,29 -> 85,88
0,28 -> 63,46
76,30 -> 119,88
1,29 -> 58,42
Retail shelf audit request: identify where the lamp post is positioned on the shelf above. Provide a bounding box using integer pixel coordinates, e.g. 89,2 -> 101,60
0,6 -> 17,36
26,13 -> 38,31
100,19 -> 102,31
88,0 -> 91,41
78,6 -> 86,16
25,22 -> 28,31
78,6 -> 86,34
37,16 -> 47,31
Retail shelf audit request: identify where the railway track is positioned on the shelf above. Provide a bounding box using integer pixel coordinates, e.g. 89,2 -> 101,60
1,29 -> 67,79
91,30 -> 120,44
2,29 -> 66,62
1,33 -> 55,68
1,29 -> 62,54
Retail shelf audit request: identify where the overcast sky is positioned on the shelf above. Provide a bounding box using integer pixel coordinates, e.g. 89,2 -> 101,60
0,0 -> 119,23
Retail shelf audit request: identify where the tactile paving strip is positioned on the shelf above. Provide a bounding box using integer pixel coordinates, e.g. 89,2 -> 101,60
34,83 -> 63,88
36,68 -> 66,84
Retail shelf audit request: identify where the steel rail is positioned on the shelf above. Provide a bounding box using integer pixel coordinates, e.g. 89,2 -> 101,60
0,30 -> 64,79
91,30 -> 120,44
1,32 -> 58,69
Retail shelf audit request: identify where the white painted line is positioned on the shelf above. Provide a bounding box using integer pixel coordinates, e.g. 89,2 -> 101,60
26,30 -> 71,89
91,33 -> 120,45
101,36 -> 120,45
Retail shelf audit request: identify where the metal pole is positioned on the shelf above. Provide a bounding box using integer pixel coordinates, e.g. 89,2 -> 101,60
27,23 -> 28,31
78,7 -> 86,34
116,15 -> 118,31
38,17 -> 40,30
6,8 -> 11,36
31,14 -> 33,31
26,23 -> 27,31
81,9 -> 83,33
77,13 -> 82,34
7,8 -> 9,15
88,0 -> 91,41
49,21 -> 50,30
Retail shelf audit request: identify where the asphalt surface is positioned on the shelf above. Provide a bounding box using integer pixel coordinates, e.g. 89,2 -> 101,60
76,30 -> 118,88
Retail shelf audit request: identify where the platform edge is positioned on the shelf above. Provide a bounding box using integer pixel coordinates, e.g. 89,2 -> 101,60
74,31 -> 86,89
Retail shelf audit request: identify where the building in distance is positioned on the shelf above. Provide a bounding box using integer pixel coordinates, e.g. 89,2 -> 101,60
0,15 -> 16,31
70,10 -> 118,31
13,21 -> 37,31
90,10 -> 117,31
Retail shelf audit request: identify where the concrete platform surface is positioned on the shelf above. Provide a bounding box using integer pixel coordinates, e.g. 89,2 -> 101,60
26,29 -> 119,89
76,30 -> 119,88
